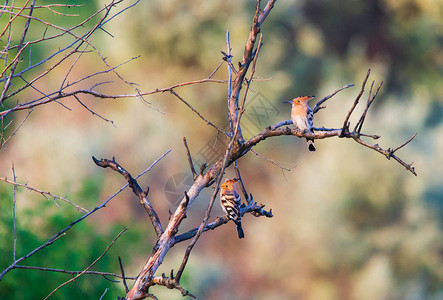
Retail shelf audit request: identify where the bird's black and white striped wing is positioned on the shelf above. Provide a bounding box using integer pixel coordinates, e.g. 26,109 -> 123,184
307,106 -> 314,132
306,106 -> 316,152
220,190 -> 244,238
220,191 -> 241,222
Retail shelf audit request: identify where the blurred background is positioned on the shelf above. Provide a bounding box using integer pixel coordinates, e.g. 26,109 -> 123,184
0,0 -> 442,299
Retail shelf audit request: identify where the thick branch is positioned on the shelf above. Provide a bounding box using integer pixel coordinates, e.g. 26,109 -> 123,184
227,0 -> 277,139
244,124 -> 417,175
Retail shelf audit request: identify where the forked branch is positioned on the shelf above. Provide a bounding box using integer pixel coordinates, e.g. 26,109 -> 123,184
92,156 -> 163,237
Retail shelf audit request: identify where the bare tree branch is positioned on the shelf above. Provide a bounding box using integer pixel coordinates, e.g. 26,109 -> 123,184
392,133 -> 418,154
340,69 -> 371,137
234,161 -> 249,201
119,256 -> 130,293
169,90 -> 229,136
183,137 -> 197,180
92,156 -> 164,237
73,95 -> 116,126
0,177 -> 89,213
13,265 -> 136,280
227,0 -> 276,139
249,149 -> 294,172
12,163 -> 17,261
312,84 -> 355,113
226,30 -> 233,131
355,80 -> 383,134
1,109 -> 33,149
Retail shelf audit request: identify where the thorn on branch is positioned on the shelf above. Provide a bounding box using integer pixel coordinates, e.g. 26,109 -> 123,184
200,163 -> 207,175
220,51 -> 232,60
118,256 -> 129,294
183,137 -> 197,180
234,161 -> 249,202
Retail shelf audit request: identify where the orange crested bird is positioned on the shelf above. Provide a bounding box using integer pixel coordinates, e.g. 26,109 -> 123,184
283,96 -> 316,152
220,178 -> 244,239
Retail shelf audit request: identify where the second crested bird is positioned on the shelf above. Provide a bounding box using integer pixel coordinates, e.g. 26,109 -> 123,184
220,178 -> 245,239
283,96 -> 316,152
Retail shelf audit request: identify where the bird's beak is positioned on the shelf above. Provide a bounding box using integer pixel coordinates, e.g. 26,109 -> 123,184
282,100 -> 292,104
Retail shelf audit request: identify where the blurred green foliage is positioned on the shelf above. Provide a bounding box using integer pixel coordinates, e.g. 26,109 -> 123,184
0,177 -> 148,299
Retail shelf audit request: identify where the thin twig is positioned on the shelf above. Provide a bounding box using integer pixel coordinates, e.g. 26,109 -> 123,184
227,0 -> 276,138
169,90 -> 229,136
73,95 -> 115,126
0,177 -> 89,213
355,81 -> 383,134
234,161 -> 249,201
183,137 -> 197,180
237,33 -> 263,127
12,163 -> 17,261
118,256 -> 130,293
1,0 -> 35,101
99,288 -> 108,300
59,39 -> 90,91
226,30 -> 233,133
340,69 -> 371,137
0,0 -> 31,38
208,60 -> 225,79
1,0 -> 136,104
352,135 -> 417,176
392,133 -> 418,154
13,265 -> 137,280
249,149 -> 294,172
312,84 -> 355,113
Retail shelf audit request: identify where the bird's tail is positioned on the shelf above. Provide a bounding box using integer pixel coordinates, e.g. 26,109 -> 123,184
306,138 -> 316,152
235,221 -> 245,239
